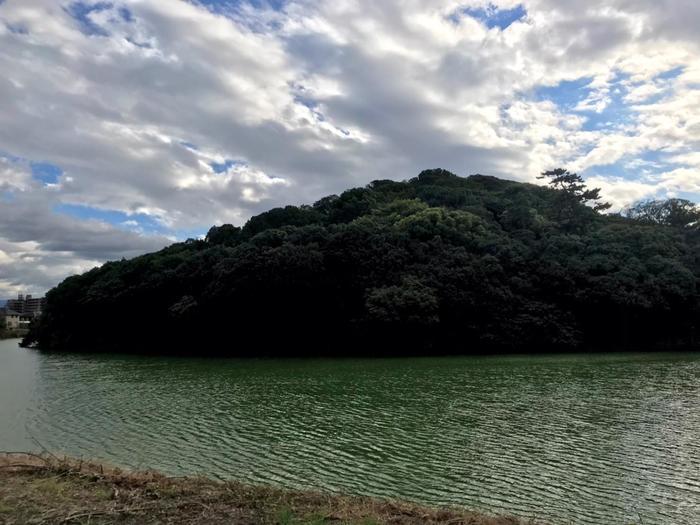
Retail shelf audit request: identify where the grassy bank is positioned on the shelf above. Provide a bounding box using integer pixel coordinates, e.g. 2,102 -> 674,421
0,453 -> 538,525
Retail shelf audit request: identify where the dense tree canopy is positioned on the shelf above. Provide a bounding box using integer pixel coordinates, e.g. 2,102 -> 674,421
623,198 -> 700,229
22,169 -> 700,356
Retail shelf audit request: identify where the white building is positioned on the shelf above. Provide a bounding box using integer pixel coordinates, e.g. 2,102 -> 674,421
1,308 -> 21,330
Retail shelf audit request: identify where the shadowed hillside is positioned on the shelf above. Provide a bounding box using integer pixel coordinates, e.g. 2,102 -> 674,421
22,169 -> 700,356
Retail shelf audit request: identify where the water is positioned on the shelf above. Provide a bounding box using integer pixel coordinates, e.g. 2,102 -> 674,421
2,339 -> 700,524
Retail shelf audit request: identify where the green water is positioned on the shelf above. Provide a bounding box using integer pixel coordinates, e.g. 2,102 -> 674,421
2,339 -> 700,524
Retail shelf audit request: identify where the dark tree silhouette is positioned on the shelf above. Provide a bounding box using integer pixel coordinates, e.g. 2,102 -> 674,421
538,169 -> 611,232
22,169 -> 700,356
538,168 -> 611,211
205,224 -> 241,246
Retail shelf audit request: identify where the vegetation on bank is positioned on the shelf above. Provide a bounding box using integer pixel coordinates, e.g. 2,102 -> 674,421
22,168 -> 700,355
0,325 -> 25,341
0,454 -> 537,525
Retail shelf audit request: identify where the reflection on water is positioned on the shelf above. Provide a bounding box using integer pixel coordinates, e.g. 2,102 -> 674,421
2,339 -> 700,524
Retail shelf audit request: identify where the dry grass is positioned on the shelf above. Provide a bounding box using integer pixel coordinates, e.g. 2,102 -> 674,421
0,453 -> 541,525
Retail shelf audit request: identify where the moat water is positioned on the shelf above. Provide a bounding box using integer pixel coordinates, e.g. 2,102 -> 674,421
2,339 -> 700,524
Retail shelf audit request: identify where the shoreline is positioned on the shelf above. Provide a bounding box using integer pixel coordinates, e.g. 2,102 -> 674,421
0,453 -> 540,525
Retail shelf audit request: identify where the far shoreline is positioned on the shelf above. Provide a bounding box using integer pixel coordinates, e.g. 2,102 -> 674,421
15,336 -> 700,361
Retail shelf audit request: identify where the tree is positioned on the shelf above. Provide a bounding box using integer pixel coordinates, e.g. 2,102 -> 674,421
21,169 -> 700,356
366,277 -> 439,325
623,198 -> 700,229
326,188 -> 377,223
205,224 -> 241,246
538,168 -> 611,212
242,205 -> 324,237
538,168 -> 611,230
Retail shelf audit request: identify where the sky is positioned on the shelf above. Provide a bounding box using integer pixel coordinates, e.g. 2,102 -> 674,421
0,0 -> 699,296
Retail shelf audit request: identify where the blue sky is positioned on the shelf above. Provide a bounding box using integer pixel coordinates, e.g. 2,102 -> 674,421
455,3 -> 526,29
54,203 -> 170,235
31,162 -> 63,185
0,0 -> 699,295
66,2 -> 105,34
194,0 -> 287,12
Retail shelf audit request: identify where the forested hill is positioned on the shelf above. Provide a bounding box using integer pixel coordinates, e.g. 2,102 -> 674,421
23,169 -> 700,356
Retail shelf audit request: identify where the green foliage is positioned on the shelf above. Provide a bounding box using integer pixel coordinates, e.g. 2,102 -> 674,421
397,208 -> 483,244
205,224 -> 241,246
538,168 -> 611,231
538,168 -> 611,211
366,277 -> 439,324
243,205 -> 325,238
275,507 -> 295,525
623,198 -> 700,228
326,188 -> 377,223
22,169 -> 700,355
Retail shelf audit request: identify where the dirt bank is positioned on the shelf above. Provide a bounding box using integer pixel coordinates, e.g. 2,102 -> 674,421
0,453 -> 541,525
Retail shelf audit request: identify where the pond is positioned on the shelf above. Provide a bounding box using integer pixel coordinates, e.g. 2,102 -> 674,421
2,339 -> 700,524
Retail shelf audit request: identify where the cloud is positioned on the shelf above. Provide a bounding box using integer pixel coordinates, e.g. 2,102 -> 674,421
0,156 -> 32,192
0,187 -> 170,295
584,175 -> 659,211
0,0 -> 699,294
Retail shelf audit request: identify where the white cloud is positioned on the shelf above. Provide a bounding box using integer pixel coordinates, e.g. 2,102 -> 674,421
0,0 -> 699,294
585,175 -> 660,211
0,157 -> 32,192
0,188 -> 171,295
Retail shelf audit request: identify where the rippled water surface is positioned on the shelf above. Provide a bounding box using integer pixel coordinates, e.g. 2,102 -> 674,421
2,339 -> 700,524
